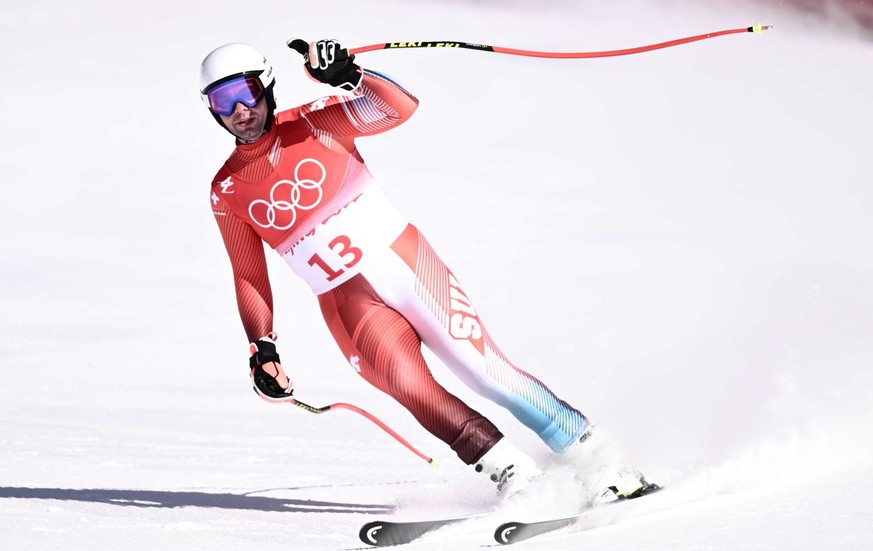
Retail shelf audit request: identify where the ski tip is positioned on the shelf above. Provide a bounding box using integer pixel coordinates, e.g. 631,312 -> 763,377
493,517 -> 577,545
494,522 -> 521,545
359,521 -> 385,547
749,23 -> 773,34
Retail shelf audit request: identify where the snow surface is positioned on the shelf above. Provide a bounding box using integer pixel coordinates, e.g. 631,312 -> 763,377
2,0 -> 872,549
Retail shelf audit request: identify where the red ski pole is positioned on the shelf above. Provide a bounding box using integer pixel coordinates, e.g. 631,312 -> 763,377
288,397 -> 435,465
348,24 -> 771,59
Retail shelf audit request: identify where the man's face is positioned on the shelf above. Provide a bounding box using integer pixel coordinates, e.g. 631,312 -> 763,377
220,99 -> 268,143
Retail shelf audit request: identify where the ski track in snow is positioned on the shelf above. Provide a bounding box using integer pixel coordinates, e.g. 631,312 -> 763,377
2,1 -> 872,549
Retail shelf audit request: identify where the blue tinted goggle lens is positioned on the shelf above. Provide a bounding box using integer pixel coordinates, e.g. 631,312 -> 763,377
206,75 -> 265,116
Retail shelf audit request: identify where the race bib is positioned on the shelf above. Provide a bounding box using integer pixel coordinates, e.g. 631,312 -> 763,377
280,184 -> 408,294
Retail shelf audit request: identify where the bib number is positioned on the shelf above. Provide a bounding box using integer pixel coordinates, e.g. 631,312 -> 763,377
307,234 -> 362,282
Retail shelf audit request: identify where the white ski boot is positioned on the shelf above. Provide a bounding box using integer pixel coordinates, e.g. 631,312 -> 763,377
569,425 -> 659,503
474,438 -> 542,497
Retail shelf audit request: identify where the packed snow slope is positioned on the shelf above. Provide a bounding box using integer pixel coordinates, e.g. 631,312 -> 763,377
1,1 -> 871,549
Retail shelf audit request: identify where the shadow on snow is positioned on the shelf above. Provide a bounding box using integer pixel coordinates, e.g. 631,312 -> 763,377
0,486 -> 393,514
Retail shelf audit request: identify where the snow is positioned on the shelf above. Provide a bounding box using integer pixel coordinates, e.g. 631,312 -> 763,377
2,0 -> 872,549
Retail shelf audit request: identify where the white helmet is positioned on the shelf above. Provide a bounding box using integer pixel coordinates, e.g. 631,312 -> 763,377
199,43 -> 278,134
199,43 -> 275,107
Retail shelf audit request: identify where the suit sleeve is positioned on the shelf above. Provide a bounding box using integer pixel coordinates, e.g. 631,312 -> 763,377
299,69 -> 419,138
211,191 -> 274,343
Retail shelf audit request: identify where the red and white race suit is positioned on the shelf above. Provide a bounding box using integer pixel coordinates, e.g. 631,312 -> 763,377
210,69 -> 588,464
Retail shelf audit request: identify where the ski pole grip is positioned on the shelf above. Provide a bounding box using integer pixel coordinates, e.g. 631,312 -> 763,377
287,38 -> 309,55
287,38 -> 353,61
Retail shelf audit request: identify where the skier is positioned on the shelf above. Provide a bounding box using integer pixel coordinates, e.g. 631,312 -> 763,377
199,38 -> 655,500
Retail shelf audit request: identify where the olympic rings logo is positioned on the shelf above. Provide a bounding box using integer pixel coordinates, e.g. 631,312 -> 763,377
248,158 -> 326,230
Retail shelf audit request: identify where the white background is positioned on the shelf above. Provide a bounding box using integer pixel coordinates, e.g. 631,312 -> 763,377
1,1 -> 872,549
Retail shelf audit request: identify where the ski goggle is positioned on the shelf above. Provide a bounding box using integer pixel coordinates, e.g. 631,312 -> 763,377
204,74 -> 266,116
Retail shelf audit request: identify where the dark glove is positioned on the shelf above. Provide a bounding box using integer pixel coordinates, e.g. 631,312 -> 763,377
287,38 -> 362,92
249,335 -> 294,400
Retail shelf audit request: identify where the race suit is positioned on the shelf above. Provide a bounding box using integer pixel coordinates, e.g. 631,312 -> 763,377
210,69 -> 589,464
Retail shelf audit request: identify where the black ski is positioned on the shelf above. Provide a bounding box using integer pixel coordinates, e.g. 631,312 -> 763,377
494,484 -> 663,545
494,513 -> 584,545
359,514 -> 480,547
358,485 -> 663,545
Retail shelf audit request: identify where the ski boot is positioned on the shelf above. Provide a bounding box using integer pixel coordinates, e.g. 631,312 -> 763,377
570,425 -> 660,503
474,438 -> 542,497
